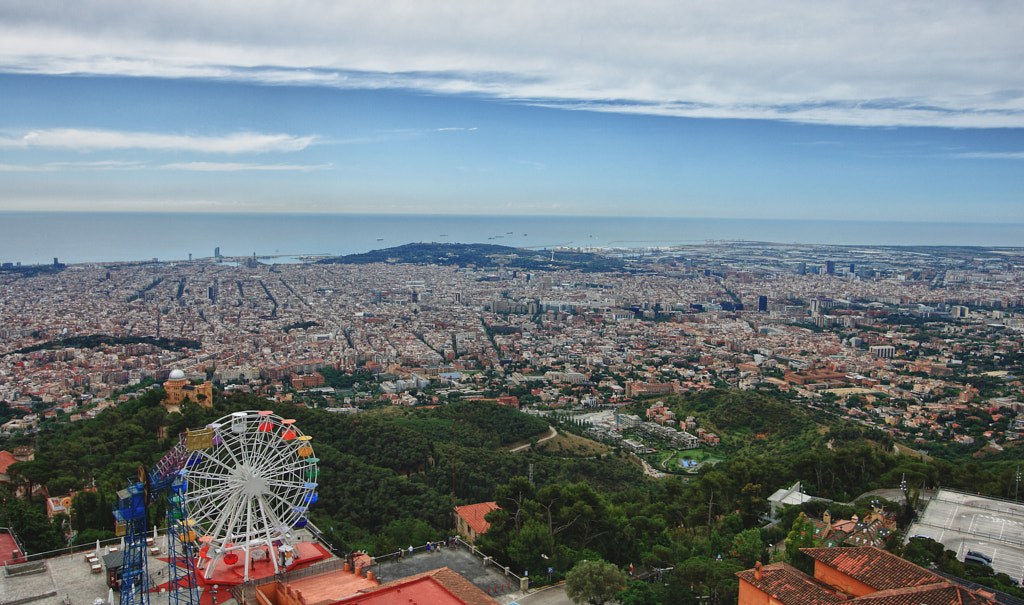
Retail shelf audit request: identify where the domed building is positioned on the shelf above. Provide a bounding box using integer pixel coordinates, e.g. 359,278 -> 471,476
163,369 -> 213,412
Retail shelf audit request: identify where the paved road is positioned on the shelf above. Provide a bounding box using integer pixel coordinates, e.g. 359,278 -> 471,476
497,583 -> 572,605
511,426 -> 558,452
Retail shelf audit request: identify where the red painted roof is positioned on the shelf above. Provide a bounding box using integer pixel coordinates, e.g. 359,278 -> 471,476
454,502 -> 499,536
0,531 -> 24,565
336,567 -> 498,605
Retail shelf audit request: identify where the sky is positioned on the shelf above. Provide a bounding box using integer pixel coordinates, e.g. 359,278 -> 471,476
0,0 -> 1022,221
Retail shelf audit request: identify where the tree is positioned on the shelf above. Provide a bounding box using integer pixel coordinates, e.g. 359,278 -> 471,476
566,559 -> 627,605
619,580 -> 660,605
733,528 -> 764,567
784,513 -> 817,574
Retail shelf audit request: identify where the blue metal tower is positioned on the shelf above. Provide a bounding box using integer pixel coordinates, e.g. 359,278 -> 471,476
164,474 -> 200,605
112,436 -> 200,605
113,480 -> 150,605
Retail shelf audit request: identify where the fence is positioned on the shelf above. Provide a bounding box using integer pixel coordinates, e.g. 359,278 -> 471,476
230,557 -> 351,604
7,532 -> 130,564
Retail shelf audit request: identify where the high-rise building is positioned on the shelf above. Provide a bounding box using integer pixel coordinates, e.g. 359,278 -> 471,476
825,260 -> 835,275
757,295 -> 768,312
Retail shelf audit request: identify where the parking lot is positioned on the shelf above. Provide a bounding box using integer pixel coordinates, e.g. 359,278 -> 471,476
906,488 -> 1024,583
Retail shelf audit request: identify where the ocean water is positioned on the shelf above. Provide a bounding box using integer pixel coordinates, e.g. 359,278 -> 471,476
0,212 -> 1021,265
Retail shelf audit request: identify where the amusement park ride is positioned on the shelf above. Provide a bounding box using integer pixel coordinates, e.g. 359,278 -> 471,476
113,411 -> 321,605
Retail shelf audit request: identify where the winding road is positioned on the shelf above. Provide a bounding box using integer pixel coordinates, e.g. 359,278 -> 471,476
511,426 -> 558,452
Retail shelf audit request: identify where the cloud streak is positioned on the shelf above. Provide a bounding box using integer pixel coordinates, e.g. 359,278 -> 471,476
0,129 -> 315,153
953,151 -> 1024,160
160,162 -> 332,171
0,1 -> 1021,128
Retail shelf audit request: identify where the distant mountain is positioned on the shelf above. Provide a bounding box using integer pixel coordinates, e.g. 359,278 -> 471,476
317,242 -> 627,272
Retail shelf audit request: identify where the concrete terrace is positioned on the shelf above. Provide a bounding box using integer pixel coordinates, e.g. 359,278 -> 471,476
366,542 -> 524,602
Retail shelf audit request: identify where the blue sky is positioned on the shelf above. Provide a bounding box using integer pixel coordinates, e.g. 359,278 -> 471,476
0,1 -> 1022,221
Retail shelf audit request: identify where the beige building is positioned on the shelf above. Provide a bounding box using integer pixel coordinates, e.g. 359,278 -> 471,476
163,369 -> 213,412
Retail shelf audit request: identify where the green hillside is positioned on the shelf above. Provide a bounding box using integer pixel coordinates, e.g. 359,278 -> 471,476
4,386 -> 1024,603
317,242 -> 627,272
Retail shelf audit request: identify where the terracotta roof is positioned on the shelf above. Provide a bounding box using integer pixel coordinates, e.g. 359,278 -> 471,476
735,562 -> 847,605
454,501 -> 499,535
801,546 -> 940,591
0,450 -> 18,476
738,559 -> 999,605
851,583 -> 996,604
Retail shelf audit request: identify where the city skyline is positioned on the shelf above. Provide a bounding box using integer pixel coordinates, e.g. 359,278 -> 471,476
0,1 -> 1022,221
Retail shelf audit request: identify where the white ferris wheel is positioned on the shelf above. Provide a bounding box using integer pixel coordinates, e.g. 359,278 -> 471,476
184,410 -> 319,581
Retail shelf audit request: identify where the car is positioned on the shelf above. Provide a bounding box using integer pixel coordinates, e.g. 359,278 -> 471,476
964,550 -> 993,567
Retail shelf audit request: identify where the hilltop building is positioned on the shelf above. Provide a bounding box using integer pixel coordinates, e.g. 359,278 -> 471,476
163,369 -> 213,412
454,502 -> 500,544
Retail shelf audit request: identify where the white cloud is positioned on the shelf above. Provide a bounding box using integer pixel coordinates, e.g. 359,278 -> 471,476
0,1 -> 1021,128
0,163 -> 56,172
0,129 -> 315,153
0,160 -> 145,171
160,162 -> 331,171
953,152 -> 1024,160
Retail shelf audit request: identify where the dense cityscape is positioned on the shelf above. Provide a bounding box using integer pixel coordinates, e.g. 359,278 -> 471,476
4,241 -> 1024,605
4,241 -> 1023,454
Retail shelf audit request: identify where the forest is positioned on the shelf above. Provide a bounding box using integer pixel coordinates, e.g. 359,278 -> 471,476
2,387 -> 1022,603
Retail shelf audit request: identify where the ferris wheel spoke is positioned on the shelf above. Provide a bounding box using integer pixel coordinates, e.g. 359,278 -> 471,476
206,489 -> 247,541
263,476 -> 307,490
190,449 -> 241,478
256,493 -> 290,533
262,487 -> 305,520
261,460 -> 308,480
250,429 -> 280,467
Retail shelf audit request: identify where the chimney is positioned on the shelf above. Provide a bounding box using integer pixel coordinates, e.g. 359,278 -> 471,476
367,570 -> 376,583
754,561 -> 763,581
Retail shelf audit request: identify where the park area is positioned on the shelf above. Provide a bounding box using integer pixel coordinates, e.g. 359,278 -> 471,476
654,447 -> 723,474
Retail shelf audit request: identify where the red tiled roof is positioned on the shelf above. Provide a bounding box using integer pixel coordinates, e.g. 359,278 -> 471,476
801,546 -> 939,592
738,558 -> 998,605
454,502 -> 499,536
0,450 -> 18,476
851,583 -> 995,605
736,562 -> 847,605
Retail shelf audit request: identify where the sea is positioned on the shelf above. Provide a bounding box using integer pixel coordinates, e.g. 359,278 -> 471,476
1,212 -> 1022,266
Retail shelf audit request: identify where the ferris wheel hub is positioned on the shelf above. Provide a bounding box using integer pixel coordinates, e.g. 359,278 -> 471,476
238,468 -> 268,497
